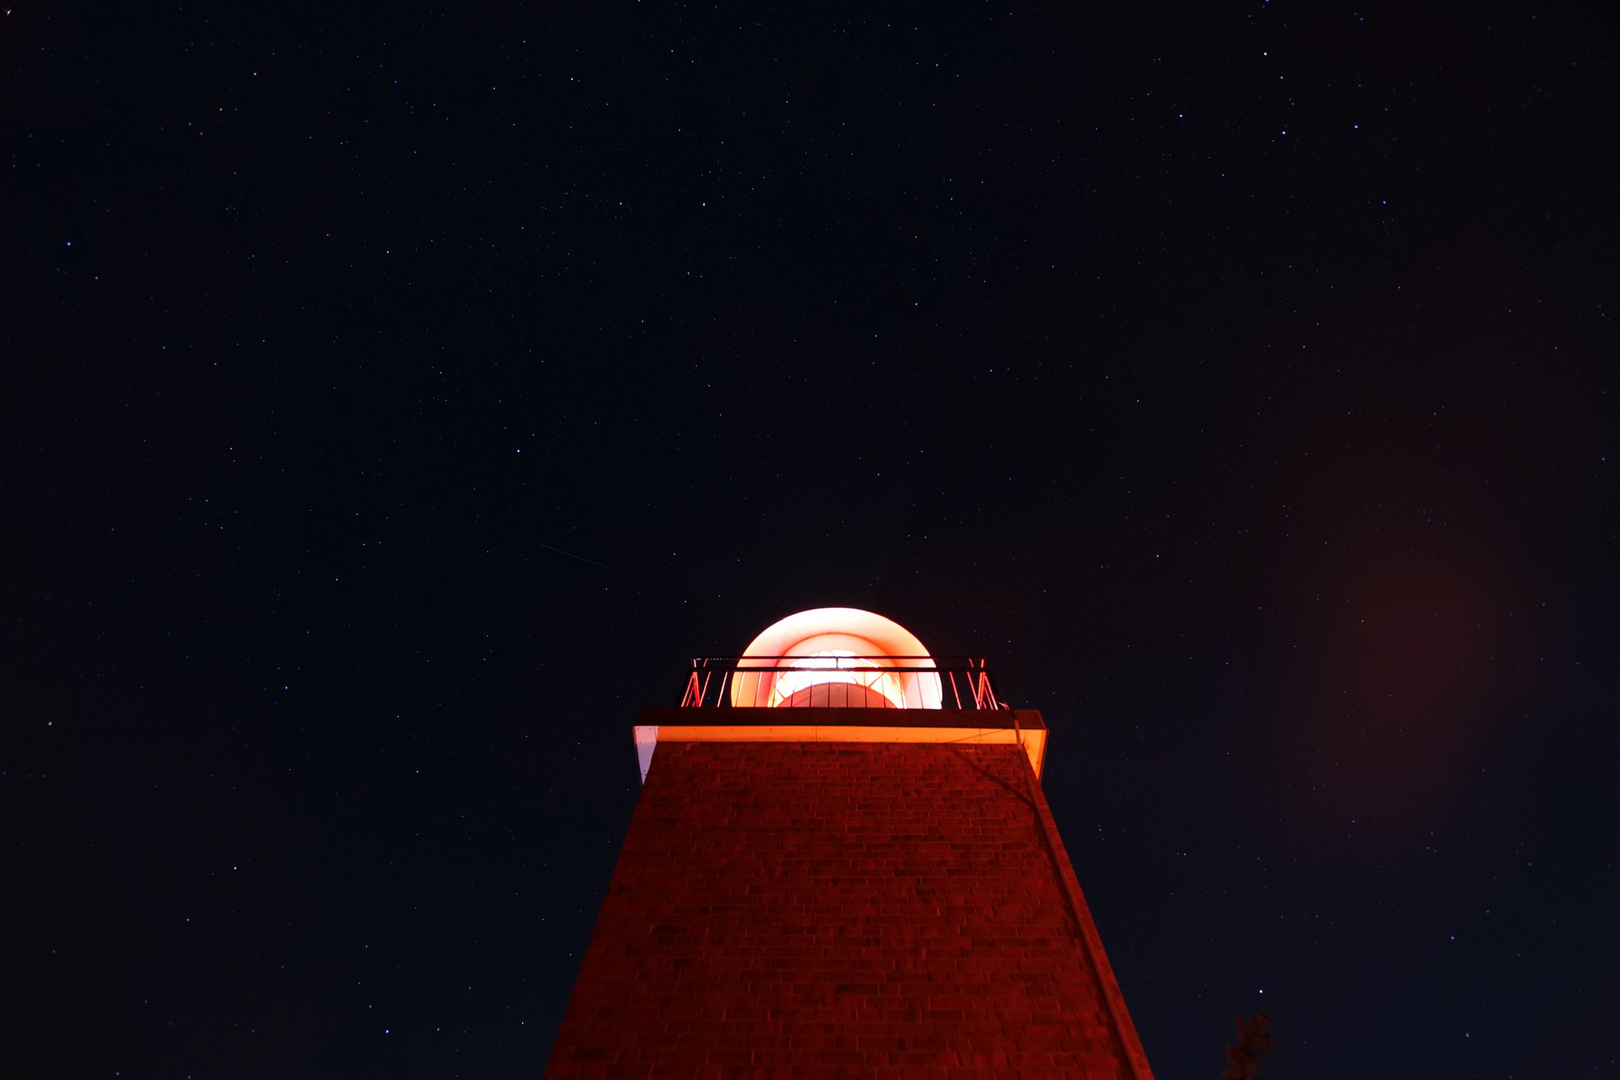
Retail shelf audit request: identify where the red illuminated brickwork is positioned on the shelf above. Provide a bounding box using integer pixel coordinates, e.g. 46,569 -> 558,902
546,739 -> 1153,1080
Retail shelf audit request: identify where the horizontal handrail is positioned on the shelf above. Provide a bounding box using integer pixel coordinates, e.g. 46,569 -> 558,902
679,656 -> 1008,711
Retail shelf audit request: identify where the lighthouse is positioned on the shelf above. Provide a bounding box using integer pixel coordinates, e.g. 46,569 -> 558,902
545,608 -> 1155,1079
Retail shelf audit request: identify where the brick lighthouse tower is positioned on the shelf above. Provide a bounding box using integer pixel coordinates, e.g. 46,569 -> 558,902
545,608 -> 1155,1079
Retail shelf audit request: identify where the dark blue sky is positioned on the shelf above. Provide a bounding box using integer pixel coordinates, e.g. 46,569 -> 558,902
3,2 -> 1615,1077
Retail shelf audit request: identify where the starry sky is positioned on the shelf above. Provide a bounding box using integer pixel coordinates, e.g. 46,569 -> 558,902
2,2 -> 1616,1077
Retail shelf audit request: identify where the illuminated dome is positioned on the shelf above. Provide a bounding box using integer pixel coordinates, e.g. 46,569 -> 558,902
731,607 -> 943,709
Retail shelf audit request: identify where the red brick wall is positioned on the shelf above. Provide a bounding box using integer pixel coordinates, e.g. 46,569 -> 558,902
546,741 -> 1153,1080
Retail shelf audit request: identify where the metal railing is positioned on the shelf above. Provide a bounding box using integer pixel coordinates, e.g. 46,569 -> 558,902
679,656 -> 1009,711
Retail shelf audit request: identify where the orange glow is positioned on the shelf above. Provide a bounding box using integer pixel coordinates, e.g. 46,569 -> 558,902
731,608 -> 944,710
636,722 -> 1046,778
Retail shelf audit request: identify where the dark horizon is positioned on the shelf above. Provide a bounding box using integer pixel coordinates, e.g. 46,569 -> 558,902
3,2 -> 1616,1077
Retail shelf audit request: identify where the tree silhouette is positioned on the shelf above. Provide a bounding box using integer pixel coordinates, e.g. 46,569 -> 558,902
1222,1012 -> 1275,1080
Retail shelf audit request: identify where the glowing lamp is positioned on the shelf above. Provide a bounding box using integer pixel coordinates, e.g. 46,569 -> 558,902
730,607 -> 943,709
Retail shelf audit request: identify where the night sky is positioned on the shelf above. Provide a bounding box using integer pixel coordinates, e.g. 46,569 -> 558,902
3,2 -> 1617,1077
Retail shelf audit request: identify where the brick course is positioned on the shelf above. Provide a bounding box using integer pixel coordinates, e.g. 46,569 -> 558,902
546,741 -> 1151,1080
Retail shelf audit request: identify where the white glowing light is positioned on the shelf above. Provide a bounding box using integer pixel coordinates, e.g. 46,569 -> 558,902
768,651 -> 909,709
731,607 -> 944,710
